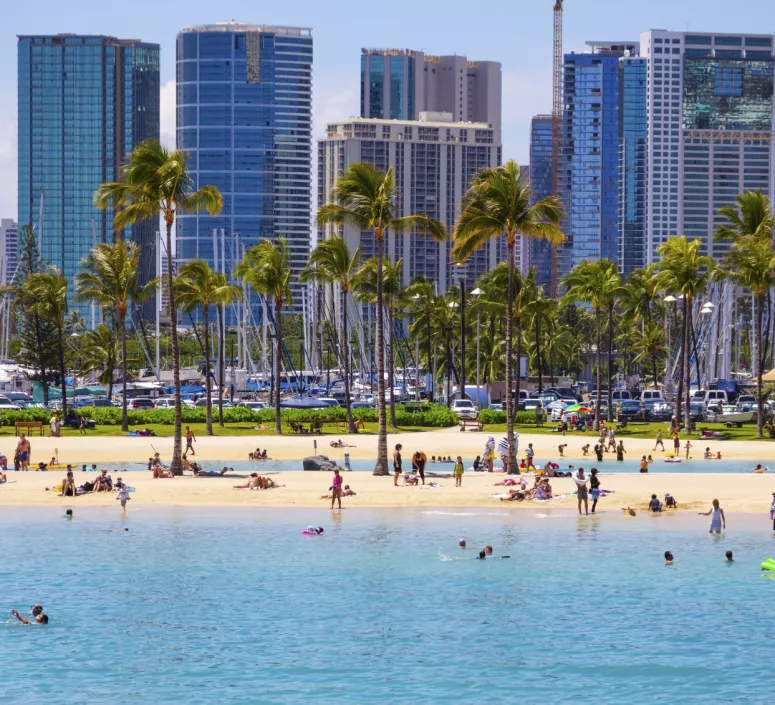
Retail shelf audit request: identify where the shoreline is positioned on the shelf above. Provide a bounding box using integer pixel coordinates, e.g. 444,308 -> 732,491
3,469 -> 774,513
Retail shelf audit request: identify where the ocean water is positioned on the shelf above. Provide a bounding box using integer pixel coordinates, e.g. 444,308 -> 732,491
3,506 -> 775,703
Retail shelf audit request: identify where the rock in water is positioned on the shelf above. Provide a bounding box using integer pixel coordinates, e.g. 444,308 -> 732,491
303,455 -> 340,472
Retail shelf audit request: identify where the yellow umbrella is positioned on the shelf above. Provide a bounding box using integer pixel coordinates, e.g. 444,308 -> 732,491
762,369 -> 775,383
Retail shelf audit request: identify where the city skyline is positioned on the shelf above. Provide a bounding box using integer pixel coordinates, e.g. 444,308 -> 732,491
2,0 -> 773,219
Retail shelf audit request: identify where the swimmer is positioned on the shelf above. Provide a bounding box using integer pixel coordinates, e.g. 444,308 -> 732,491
664,551 -> 674,565
484,545 -> 493,555
726,550 -> 734,562
476,550 -> 487,560
11,609 -> 48,625
64,509 -> 73,520
458,538 -> 467,549
111,528 -> 130,532
754,464 -> 765,474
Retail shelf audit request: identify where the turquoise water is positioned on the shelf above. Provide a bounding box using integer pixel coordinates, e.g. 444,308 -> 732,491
3,507 -> 775,703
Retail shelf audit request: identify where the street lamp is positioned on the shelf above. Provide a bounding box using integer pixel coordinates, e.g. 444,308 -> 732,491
447,301 -> 459,404
453,264 -> 466,401
471,287 -> 483,406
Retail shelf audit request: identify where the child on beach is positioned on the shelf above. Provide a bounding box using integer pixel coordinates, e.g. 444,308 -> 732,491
582,444 -> 590,456
558,444 -> 567,458
664,493 -> 677,509
393,444 -> 403,487
684,440 -> 692,460
699,499 -> 725,533
649,494 -> 662,512
454,456 -> 464,487
116,483 -> 131,511
590,468 -> 601,513
330,469 -> 343,510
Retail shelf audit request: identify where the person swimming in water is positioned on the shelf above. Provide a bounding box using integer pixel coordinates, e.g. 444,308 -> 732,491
458,539 -> 467,549
64,509 -> 73,520
726,550 -> 734,562
664,551 -> 674,565
12,609 -> 48,624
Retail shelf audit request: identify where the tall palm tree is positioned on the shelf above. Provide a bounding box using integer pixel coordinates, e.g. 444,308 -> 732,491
94,140 -> 222,472
562,259 -> 621,430
632,321 -> 665,388
78,324 -> 118,399
655,237 -> 714,430
317,163 -> 446,475
525,289 -> 555,394
300,235 -> 360,433
716,190 -> 775,243
235,238 -> 291,434
23,268 -> 68,417
453,162 -> 563,473
352,256 -> 404,427
176,260 -> 223,435
720,235 -> 775,436
77,240 -> 156,432
214,273 -> 241,427
405,277 -> 436,402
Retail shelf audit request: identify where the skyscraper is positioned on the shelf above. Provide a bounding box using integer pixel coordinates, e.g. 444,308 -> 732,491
360,49 -> 501,141
0,219 -> 19,284
17,34 -> 160,315
176,22 -> 313,312
528,115 -> 554,284
641,30 -> 774,262
318,114 -> 501,292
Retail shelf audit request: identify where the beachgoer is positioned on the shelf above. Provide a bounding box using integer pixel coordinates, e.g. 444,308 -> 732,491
431,456 -> 436,463
664,551 -> 674,565
716,451 -> 722,460
558,444 -> 567,458
116,483 -> 130,510
673,431 -> 680,456
648,455 -> 654,464
684,440 -> 692,460
581,444 -> 590,456
393,444 -> 403,487
454,456 -> 464,487
185,426 -> 196,455
483,437 -> 496,472
616,441 -> 626,462
61,471 -> 76,497
639,456 -> 649,473
181,454 -> 192,472
234,473 -> 261,489
699,499 -> 725,534
754,464 -> 765,474
412,451 -> 427,485
458,539 -> 466,549
525,443 -> 535,469
654,429 -> 665,452
344,452 -> 351,471
573,467 -> 588,516
331,468 -> 343,510
473,455 -> 481,472
94,469 -> 113,492
16,434 -> 30,471
649,494 -> 662,513
484,545 -> 493,555
704,447 -> 713,460
590,468 -> 601,513
665,493 -> 678,509
607,427 -> 616,452
79,415 -> 87,435
49,413 -> 59,438
65,509 -> 73,520
11,609 -> 48,625
726,550 -> 734,562
594,443 -> 603,462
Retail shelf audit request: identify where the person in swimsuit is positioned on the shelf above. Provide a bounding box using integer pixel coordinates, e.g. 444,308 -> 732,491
616,441 -> 626,462
16,434 -> 30,471
454,456 -> 464,487
331,468 -> 343,510
589,468 -> 601,513
639,456 -> 649,473
594,443 -> 603,462
664,551 -> 674,565
573,468 -> 588,516
412,451 -> 427,485
11,609 -> 48,625
699,498 -> 725,534
673,431 -> 680,456
393,444 -> 403,487
61,471 -> 76,497
185,426 -> 196,455
654,429 -> 665,452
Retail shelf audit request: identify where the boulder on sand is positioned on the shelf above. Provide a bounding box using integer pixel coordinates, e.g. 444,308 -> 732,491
303,455 -> 340,472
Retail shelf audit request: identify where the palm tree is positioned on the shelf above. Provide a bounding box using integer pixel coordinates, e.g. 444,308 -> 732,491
655,237 -> 714,430
720,235 -> 775,436
317,163 -> 446,475
453,162 -> 563,473
632,321 -> 665,388
562,259 -> 621,430
176,260 -> 222,435
77,240 -> 155,432
235,238 -> 291,434
406,277 -> 436,402
94,140 -> 223,472
300,236 -> 360,433
716,190 -> 774,243
78,324 -> 118,399
23,268 -> 68,417
214,273 -> 241,427
353,256 -> 404,427
525,289 -> 555,394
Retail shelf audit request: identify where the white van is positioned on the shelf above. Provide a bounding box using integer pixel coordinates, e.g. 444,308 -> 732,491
702,390 -> 728,406
640,389 -> 664,404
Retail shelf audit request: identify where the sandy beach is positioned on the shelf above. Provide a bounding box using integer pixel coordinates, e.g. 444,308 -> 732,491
8,425 -> 775,466
2,466 -> 775,513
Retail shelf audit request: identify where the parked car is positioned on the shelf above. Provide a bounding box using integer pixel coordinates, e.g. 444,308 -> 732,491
131,397 -> 156,410
640,389 -> 664,405
680,400 -> 708,422
351,401 -> 373,409
315,397 -> 341,408
237,401 -> 267,411
4,392 -> 31,404
451,399 -> 478,419
616,399 -> 644,421
736,394 -> 757,410
701,390 -> 728,406
489,402 -> 505,412
544,387 -> 580,402
530,390 -> 560,402
521,398 -> 544,412
648,401 -> 674,422
194,398 -> 234,408
611,389 -> 632,401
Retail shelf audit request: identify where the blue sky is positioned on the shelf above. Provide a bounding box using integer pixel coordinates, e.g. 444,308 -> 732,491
2,0 -> 775,218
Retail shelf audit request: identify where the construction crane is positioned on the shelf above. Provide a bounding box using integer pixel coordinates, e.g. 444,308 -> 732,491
550,0 -> 563,297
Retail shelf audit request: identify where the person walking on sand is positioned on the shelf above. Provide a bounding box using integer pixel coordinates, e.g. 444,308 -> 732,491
49,412 -> 60,438
454,456 -> 464,487
606,427 -> 616,453
16,434 -> 30,471
185,426 -> 196,455
673,431 -> 680,457
684,440 -> 692,460
116,483 -> 131,511
525,443 -> 535,469
330,468 -> 343,510
589,468 -> 601,513
79,415 -> 87,435
393,444 -> 403,486
573,467 -> 589,516
699,499 -> 725,534
616,440 -> 626,462
483,436 -> 496,472
654,429 -> 665,452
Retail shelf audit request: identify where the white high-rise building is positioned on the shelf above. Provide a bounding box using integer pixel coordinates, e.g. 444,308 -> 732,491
318,113 -> 501,292
0,219 -> 19,284
641,30 -> 774,262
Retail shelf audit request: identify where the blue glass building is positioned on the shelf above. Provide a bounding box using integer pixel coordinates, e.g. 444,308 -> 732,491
528,115 -> 553,286
176,23 -> 312,314
17,35 -> 160,316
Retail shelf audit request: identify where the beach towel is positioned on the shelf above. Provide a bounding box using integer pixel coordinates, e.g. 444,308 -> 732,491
490,493 -> 512,499
534,495 -> 565,502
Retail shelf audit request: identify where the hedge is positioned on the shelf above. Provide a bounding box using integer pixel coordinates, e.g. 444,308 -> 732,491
478,409 -> 538,425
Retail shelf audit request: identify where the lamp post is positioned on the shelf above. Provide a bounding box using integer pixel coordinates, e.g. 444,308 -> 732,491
444,323 -> 453,405
447,300 -> 459,404
471,287 -> 483,406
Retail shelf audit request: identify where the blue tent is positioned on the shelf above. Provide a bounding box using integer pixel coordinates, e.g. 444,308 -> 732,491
280,396 -> 330,409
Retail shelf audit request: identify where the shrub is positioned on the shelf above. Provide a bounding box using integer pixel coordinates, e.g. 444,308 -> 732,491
478,409 -> 537,425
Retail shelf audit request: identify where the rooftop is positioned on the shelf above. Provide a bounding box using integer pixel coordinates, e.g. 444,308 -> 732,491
180,22 -> 311,36
325,115 -> 492,131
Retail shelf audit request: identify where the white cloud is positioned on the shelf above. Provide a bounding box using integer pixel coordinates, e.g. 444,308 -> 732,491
160,79 -> 176,149
0,105 -> 18,220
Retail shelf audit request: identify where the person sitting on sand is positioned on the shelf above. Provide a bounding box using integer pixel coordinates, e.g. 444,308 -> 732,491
61,470 -> 76,497
664,493 -> 677,509
716,451 -> 722,460
193,467 -> 230,477
234,473 -> 262,489
255,423 -> 268,431
330,439 -> 343,448
249,449 -> 258,460
93,469 -> 113,492
754,464 -> 765,473
182,454 -> 192,472
261,449 -> 268,459
321,483 -> 356,499
431,456 -> 436,463
704,447 -> 713,460
649,494 -> 662,513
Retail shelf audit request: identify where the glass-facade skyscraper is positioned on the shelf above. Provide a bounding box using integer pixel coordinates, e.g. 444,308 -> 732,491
17,34 -> 160,316
528,115 -> 553,285
176,22 -> 313,313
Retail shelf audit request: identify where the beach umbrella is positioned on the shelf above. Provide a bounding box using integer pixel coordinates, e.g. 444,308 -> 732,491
564,403 -> 581,412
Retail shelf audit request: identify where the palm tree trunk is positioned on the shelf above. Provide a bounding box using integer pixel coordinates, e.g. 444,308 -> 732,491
342,287 -> 357,434
675,307 -> 685,430
505,233 -> 517,474
388,303 -> 396,427
535,315 -> 542,393
514,315 -> 522,422
165,218 -> 183,475
217,305 -> 225,427
607,303 -> 614,423
120,313 -> 128,432
203,305 -> 213,435
594,306 -> 601,431
427,318 -> 433,403
58,324 -> 67,423
374,230 -> 389,475
274,297 -> 283,434
757,292 -> 765,438
34,312 -> 50,405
